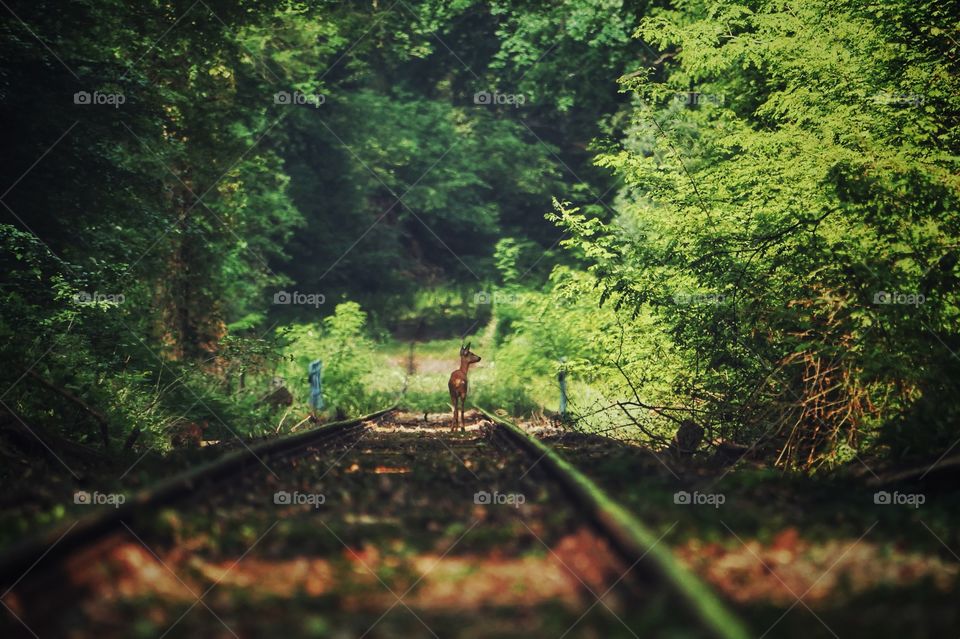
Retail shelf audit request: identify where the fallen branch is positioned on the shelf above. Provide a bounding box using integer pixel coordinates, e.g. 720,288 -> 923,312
288,415 -> 313,433
275,405 -> 293,434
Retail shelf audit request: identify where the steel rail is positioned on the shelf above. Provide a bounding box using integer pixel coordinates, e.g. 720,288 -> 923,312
480,407 -> 750,639
0,406 -> 396,586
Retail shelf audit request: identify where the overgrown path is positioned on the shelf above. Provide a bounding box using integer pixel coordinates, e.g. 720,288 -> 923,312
3,411 -> 701,638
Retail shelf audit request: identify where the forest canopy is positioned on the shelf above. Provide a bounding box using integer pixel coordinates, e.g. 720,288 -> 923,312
1,0 -> 958,470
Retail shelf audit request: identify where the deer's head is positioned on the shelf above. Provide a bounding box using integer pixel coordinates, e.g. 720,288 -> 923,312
460,342 -> 481,366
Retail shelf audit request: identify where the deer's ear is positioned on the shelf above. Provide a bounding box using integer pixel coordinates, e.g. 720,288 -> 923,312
466,341 -> 471,350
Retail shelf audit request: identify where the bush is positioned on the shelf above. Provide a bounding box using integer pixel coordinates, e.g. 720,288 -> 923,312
277,302 -> 388,417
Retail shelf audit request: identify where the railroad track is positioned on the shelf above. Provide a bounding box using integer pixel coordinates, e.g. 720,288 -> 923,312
0,408 -> 747,639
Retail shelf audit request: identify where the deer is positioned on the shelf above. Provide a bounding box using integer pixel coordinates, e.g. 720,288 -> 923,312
448,342 -> 481,431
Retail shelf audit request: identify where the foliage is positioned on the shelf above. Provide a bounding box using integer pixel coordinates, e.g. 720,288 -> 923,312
278,302 -> 387,417
2,0 -> 956,474
551,0 -> 960,466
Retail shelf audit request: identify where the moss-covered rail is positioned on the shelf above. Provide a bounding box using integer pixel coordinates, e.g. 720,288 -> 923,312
0,406 -> 396,587
480,408 -> 750,639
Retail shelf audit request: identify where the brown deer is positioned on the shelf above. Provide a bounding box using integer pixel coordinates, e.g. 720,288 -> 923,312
448,342 -> 481,431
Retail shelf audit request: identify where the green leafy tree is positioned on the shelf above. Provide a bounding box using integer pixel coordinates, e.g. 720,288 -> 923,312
553,0 -> 960,466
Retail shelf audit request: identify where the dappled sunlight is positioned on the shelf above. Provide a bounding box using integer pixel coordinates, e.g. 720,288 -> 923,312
677,530 -> 959,606
373,409 -> 493,433
373,465 -> 412,474
3,0 -> 959,637
64,539 -> 198,603
2,420 -> 648,637
56,531 -> 621,614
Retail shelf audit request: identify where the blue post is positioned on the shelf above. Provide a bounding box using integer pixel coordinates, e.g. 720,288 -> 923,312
308,359 -> 323,413
558,358 -> 568,418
